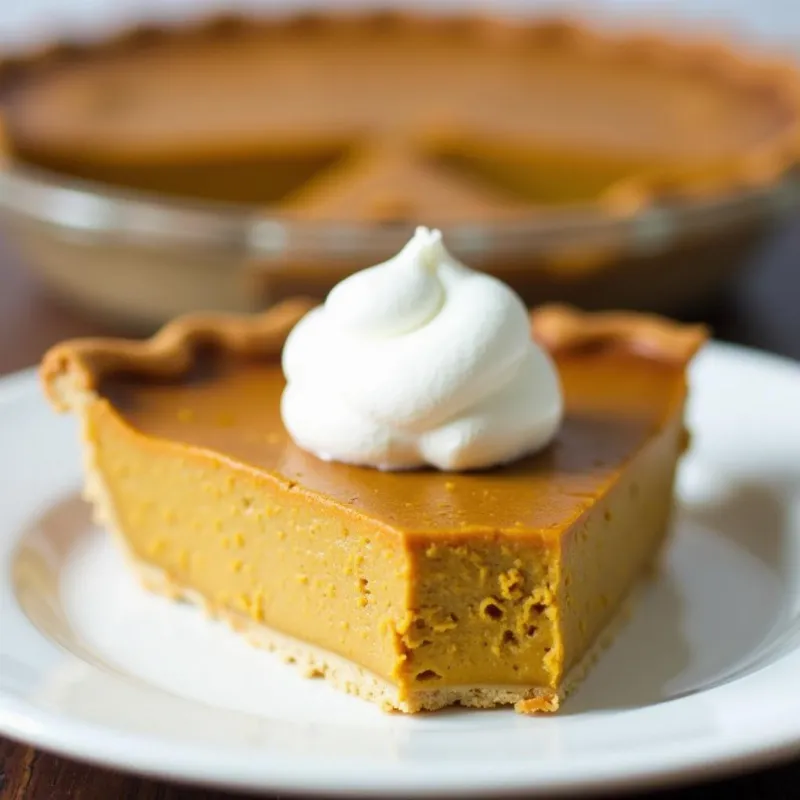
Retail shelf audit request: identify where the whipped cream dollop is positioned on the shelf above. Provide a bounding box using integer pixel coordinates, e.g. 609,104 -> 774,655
281,227 -> 563,471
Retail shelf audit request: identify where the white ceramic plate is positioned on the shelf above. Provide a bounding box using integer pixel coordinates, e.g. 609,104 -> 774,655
1,342 -> 800,797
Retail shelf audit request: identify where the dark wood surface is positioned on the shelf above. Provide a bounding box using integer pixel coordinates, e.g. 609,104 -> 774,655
0,221 -> 798,799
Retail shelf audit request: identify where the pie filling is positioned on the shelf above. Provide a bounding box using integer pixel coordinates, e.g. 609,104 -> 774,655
5,16 -> 796,219
73,347 -> 687,711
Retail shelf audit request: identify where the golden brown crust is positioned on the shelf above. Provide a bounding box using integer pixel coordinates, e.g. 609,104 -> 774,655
40,300 -> 707,413
532,304 -> 708,364
2,11 -> 800,215
40,298 -> 315,410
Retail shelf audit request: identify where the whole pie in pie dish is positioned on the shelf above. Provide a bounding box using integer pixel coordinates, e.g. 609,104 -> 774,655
3,12 -> 800,329
41,295 -> 706,713
2,13 -> 799,222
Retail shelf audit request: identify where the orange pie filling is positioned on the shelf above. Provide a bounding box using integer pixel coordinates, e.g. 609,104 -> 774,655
5,15 -> 799,220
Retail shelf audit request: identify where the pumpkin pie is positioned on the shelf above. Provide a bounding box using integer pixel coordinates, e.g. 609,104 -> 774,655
3,13 -> 800,326
40,302 -> 706,713
2,13 -> 799,221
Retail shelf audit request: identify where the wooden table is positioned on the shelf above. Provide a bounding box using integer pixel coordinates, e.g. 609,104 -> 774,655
0,223 -> 798,799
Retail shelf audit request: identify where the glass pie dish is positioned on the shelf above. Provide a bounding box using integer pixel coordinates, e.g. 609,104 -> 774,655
1,161 -> 798,331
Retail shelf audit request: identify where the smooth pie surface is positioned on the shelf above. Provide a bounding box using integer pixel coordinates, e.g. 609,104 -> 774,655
102,351 -> 682,535
3,17 -> 794,217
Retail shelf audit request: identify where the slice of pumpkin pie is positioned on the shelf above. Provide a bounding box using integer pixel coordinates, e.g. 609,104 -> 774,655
41,228 -> 705,713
